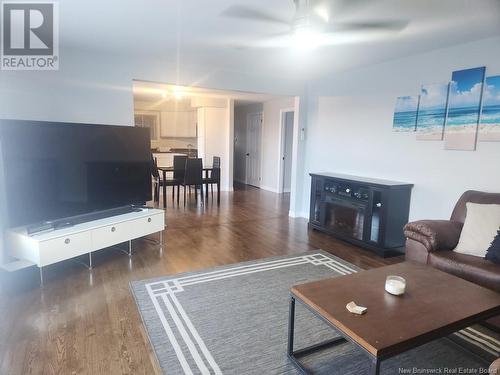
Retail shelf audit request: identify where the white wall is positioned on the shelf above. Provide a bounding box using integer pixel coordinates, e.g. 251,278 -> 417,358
261,97 -> 295,192
300,35 -> 500,221
233,103 -> 263,183
0,49 -> 303,124
0,140 -> 5,265
197,102 -> 233,191
283,112 -> 294,192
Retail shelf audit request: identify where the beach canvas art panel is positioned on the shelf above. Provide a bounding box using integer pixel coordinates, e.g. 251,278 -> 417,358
393,95 -> 420,132
444,67 -> 485,151
416,83 -> 450,140
478,75 -> 500,141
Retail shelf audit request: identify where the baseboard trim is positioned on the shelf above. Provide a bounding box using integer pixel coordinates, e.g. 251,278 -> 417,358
288,210 -> 309,219
260,185 -> 279,193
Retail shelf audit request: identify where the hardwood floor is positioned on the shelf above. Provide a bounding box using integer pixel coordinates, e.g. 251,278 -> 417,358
0,184 -> 403,374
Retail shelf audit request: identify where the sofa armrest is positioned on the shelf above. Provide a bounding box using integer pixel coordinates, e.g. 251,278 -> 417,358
490,358 -> 500,374
403,220 -> 463,253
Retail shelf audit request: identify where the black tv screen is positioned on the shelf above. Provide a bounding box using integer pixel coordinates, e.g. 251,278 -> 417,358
0,119 -> 152,227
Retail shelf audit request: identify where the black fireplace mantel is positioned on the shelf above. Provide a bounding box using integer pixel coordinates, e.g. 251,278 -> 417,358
309,173 -> 413,257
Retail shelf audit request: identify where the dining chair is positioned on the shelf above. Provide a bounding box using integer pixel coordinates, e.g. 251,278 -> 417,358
164,155 -> 187,207
151,156 -> 161,206
181,158 -> 204,206
203,156 -> 221,204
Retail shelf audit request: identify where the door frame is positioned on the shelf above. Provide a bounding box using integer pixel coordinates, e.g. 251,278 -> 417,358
277,108 -> 295,194
245,111 -> 263,187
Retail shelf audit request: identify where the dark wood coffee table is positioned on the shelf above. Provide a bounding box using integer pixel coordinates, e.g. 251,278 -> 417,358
288,262 -> 500,374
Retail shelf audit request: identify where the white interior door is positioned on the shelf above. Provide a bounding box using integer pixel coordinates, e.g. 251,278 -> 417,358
246,113 -> 262,187
282,111 -> 294,192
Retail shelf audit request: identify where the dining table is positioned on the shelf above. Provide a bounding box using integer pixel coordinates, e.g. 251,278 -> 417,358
157,165 -> 218,208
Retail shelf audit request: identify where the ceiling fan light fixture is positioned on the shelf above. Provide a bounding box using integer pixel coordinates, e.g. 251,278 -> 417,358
292,26 -> 322,50
172,86 -> 185,100
313,6 -> 329,23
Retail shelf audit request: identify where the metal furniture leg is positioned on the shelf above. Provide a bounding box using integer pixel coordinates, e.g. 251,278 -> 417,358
288,296 -> 296,356
70,254 -> 92,270
128,240 -> 132,257
287,295 -> 350,374
39,267 -> 44,287
162,170 -> 167,209
369,358 -> 380,375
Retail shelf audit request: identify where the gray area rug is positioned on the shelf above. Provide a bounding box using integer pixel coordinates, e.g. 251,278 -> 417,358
130,251 -> 496,374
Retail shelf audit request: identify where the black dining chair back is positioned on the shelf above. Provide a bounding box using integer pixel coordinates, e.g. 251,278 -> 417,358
151,156 -> 160,205
182,158 -> 204,206
202,156 -> 221,205
184,158 -> 203,186
151,156 -> 160,179
173,155 -> 187,180
212,156 -> 221,180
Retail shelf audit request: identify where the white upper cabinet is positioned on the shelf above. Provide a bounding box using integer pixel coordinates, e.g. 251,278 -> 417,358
160,111 -> 197,138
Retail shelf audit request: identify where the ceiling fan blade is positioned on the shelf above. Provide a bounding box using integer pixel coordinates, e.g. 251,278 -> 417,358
323,0 -> 382,14
331,20 -> 409,32
224,31 -> 293,50
221,5 -> 290,25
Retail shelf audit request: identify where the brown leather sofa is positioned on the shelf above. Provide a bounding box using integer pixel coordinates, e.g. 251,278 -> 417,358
404,190 -> 500,330
491,358 -> 500,374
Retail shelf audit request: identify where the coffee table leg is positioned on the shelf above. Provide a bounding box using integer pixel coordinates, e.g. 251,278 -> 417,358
288,296 -> 296,356
369,357 -> 380,375
287,296 -> 349,375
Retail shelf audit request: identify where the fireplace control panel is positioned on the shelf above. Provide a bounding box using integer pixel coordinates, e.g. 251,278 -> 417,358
324,182 -> 370,201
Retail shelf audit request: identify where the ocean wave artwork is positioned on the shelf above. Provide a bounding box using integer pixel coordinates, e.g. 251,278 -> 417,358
478,75 -> 500,142
444,66 -> 485,151
416,83 -> 450,140
393,95 -> 419,132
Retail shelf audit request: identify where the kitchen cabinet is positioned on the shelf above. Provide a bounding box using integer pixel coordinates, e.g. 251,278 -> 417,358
160,111 -> 197,138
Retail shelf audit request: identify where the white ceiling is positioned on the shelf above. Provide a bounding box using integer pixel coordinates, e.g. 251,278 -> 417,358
61,0 -> 500,80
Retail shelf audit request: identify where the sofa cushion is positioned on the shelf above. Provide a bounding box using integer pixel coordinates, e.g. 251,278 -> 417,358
454,203 -> 500,257
486,229 -> 500,264
428,251 -> 500,292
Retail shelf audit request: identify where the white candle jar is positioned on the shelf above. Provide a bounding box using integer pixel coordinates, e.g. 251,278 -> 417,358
385,275 -> 406,296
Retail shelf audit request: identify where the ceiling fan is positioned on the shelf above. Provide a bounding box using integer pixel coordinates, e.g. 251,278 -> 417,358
220,0 -> 408,49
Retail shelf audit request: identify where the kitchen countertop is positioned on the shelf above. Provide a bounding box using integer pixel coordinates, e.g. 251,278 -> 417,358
152,150 -> 197,154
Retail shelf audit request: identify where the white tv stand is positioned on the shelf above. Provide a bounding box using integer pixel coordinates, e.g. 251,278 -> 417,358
6,207 -> 165,284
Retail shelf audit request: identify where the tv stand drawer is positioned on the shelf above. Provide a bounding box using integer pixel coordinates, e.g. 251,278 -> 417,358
39,232 -> 92,267
91,213 -> 164,251
92,221 -> 134,250
126,213 -> 164,239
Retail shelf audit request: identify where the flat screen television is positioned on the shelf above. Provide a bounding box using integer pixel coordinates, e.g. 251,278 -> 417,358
0,119 -> 152,228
